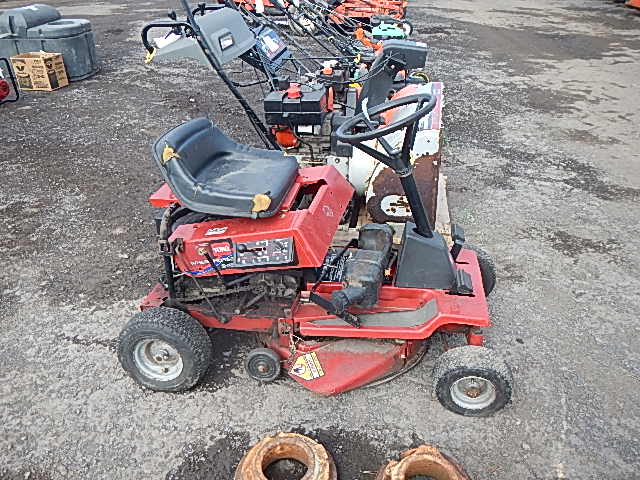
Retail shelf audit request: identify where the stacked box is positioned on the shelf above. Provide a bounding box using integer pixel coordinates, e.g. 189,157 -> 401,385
10,51 -> 68,91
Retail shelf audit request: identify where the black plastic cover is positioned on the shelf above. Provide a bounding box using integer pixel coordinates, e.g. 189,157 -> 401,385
358,39 -> 428,111
241,26 -> 292,75
394,222 -> 457,289
330,115 -> 354,157
330,223 -> 394,310
264,85 -> 328,126
319,68 -> 347,93
332,249 -> 386,310
359,223 -> 394,261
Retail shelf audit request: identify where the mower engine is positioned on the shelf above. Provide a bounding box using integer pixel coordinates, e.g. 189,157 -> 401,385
264,82 -> 329,130
264,73 -> 358,156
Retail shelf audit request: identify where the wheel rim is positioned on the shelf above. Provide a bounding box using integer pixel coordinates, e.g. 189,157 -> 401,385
450,376 -> 496,410
133,339 -> 183,381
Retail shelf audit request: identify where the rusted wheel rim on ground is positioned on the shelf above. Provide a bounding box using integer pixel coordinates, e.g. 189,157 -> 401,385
376,445 -> 471,480
235,432 -> 337,480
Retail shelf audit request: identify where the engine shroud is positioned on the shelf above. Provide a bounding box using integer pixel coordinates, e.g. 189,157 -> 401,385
154,166 -> 354,277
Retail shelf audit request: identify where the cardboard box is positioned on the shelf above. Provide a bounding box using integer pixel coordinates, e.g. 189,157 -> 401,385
10,52 -> 69,91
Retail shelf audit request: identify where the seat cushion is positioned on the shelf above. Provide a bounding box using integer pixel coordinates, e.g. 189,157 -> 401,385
153,118 -> 299,218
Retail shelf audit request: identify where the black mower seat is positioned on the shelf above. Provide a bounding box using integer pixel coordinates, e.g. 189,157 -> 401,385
153,118 -> 299,218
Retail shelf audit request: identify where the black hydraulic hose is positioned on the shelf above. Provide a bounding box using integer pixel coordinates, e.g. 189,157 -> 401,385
179,0 -> 280,149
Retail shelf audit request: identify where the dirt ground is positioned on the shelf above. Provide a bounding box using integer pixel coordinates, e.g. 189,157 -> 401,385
1,0 -> 640,478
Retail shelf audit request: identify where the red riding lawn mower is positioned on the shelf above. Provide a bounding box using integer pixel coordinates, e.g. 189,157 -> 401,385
117,89 -> 514,416
234,0 -> 407,26
0,58 -> 20,105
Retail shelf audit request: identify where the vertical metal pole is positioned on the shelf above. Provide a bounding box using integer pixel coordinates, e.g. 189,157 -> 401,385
396,101 -> 434,238
400,174 -> 434,238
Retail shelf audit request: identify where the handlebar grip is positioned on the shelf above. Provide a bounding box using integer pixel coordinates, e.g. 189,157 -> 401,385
140,21 -> 195,53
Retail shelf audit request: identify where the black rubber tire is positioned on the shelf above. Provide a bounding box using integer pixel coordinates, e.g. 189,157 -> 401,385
465,244 -> 496,296
117,307 -> 213,392
432,346 -> 513,417
245,348 -> 281,383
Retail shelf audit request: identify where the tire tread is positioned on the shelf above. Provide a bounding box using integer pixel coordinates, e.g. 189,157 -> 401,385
117,307 -> 212,391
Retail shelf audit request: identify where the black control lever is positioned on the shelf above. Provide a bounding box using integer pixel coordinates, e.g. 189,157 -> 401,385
203,250 -> 233,289
309,292 -> 361,328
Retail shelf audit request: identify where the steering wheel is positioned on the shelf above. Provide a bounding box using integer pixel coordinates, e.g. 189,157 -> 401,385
335,93 -> 436,145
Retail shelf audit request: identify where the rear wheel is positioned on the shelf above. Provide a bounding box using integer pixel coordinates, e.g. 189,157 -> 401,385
465,245 -> 496,296
433,346 -> 512,417
117,307 -> 212,392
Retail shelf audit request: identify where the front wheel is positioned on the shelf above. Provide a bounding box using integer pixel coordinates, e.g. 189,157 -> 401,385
117,307 -> 213,392
245,348 -> 281,383
433,346 -> 513,417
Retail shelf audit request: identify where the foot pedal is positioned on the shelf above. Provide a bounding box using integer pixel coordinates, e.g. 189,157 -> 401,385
450,224 -> 466,261
450,269 -> 473,296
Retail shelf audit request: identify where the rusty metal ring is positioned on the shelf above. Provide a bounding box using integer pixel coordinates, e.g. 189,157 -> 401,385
234,432 -> 338,480
375,445 -> 471,480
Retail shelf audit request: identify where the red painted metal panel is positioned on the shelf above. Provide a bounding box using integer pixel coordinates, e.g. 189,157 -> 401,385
282,339 -> 408,395
140,283 -> 169,310
169,166 -> 353,275
139,250 -> 489,341
148,183 -> 178,208
296,249 -> 490,339
190,309 -> 276,332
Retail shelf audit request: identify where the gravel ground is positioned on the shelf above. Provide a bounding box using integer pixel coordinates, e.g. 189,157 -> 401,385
1,0 -> 640,478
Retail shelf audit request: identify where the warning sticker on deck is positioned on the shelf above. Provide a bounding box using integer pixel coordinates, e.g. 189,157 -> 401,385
289,352 -> 325,381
